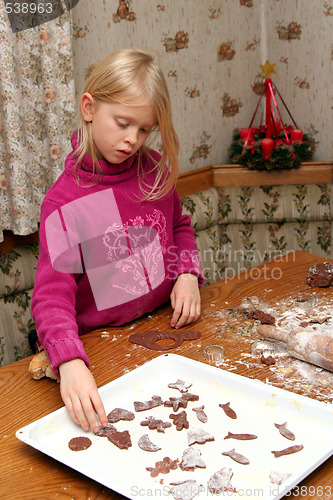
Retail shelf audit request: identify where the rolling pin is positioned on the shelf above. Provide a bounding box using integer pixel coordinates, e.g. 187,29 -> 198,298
257,324 -> 333,372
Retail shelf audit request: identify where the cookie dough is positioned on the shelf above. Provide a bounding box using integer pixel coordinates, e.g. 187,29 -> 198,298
138,434 -> 161,452
271,445 -> 303,458
107,408 -> 135,423
222,449 -> 250,465
180,448 -> 206,471
129,330 -> 201,351
306,262 -> 333,288
219,402 -> 237,419
68,436 -> 92,451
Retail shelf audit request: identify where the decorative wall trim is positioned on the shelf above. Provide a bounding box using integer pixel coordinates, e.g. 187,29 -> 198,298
177,162 -> 333,196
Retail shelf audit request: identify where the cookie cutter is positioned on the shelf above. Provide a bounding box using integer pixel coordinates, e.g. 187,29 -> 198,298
203,345 -> 225,363
251,339 -> 278,357
237,320 -> 260,337
224,305 -> 250,320
215,323 -> 240,340
241,296 -> 269,311
295,294 -> 318,310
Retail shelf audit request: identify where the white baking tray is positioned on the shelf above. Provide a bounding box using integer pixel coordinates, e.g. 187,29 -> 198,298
16,354 -> 333,499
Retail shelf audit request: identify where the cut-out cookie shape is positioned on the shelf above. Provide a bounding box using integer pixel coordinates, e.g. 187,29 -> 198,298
168,379 -> 192,393
224,431 -> 257,440
107,428 -> 132,449
180,447 -> 206,471
188,428 -> 215,446
169,480 -> 203,500
192,405 -> 208,423
140,416 -> 172,433
164,393 -> 199,411
271,444 -> 304,458
129,330 -> 201,351
219,402 -> 237,419
94,423 -> 116,437
138,434 -> 161,452
146,456 -> 179,477
68,436 -> 92,451
208,467 -> 234,495
107,408 -> 135,423
134,395 -> 163,412
274,422 -> 295,441
222,449 -> 250,465
170,411 -> 189,431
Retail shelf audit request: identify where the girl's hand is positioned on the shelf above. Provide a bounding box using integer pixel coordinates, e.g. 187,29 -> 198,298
170,273 -> 201,329
59,358 -> 108,432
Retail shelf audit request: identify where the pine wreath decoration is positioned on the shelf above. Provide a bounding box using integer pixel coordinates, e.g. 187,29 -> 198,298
228,61 -> 316,171
229,128 -> 316,171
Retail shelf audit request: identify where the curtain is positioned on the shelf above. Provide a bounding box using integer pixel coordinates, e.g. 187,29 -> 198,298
0,2 -> 76,242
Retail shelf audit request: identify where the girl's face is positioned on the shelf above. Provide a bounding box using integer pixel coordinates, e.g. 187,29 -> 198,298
81,94 -> 157,164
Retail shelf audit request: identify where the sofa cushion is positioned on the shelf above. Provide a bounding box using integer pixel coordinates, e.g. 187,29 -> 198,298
0,290 -> 34,365
0,243 -> 39,299
180,187 -> 219,232
216,183 -> 332,225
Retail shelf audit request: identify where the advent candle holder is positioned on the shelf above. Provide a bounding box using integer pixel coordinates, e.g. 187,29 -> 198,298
228,60 -> 316,171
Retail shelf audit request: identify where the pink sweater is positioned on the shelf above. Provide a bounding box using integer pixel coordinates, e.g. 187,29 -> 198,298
31,134 -> 203,376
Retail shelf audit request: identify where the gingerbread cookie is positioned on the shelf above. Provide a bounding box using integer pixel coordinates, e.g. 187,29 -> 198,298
146,457 -> 179,477
274,422 -> 295,441
107,408 -> 135,423
164,393 -> 199,412
224,432 -> 257,441
208,467 -> 234,494
94,423 -> 116,437
140,416 -> 172,433
187,428 -> 215,446
168,379 -> 192,393
134,395 -> 163,412
179,447 -> 206,471
192,405 -> 208,423
169,480 -> 203,500
222,448 -> 250,465
107,428 -> 132,450
129,330 -> 201,351
169,411 -> 189,431
68,436 -> 92,451
138,434 -> 161,452
271,444 -> 303,458
219,402 -> 237,419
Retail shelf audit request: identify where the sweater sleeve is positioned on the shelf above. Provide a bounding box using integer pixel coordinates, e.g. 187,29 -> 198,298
31,198 -> 90,377
172,190 -> 204,287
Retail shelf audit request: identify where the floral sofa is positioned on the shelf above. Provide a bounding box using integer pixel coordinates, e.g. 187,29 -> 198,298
0,176 -> 332,367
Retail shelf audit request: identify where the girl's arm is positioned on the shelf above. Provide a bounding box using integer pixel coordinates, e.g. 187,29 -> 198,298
32,199 -> 107,430
170,272 -> 201,328
59,359 -> 108,432
169,191 -> 203,328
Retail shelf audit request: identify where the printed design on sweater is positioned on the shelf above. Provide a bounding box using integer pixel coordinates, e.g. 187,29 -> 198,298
102,209 -> 167,297
45,189 -> 166,311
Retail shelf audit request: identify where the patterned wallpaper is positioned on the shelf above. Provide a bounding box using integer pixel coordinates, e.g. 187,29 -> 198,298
71,0 -> 333,174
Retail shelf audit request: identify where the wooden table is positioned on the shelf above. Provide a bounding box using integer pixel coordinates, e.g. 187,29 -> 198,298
1,251 -> 332,499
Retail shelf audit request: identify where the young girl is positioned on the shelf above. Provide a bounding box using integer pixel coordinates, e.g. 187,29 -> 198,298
31,48 -> 203,434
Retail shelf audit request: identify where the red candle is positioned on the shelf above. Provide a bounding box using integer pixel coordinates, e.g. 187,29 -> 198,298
240,128 -> 251,140
273,121 -> 281,135
290,129 -> 303,142
261,138 -> 274,160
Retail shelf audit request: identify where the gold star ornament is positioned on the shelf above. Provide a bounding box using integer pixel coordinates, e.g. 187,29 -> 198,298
260,60 -> 276,79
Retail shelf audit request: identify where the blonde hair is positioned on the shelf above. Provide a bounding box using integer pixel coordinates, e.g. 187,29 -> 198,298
75,48 -> 179,199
